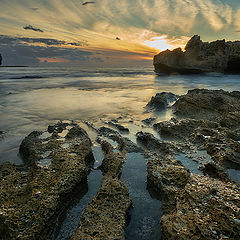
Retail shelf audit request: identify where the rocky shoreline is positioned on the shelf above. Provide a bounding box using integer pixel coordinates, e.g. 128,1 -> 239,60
154,35 -> 240,74
0,89 -> 240,239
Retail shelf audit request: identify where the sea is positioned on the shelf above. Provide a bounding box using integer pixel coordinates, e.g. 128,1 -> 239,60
0,66 -> 240,165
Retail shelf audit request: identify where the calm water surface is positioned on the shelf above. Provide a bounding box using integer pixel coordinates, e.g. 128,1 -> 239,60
0,66 -> 240,165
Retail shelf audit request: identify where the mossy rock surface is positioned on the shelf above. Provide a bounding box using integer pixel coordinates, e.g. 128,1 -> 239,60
0,123 -> 94,240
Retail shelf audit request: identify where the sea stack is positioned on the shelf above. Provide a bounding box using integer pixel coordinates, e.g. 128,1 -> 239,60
153,35 -> 240,74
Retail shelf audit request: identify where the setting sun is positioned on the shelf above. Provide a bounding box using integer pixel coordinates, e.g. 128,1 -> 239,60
143,36 -> 173,51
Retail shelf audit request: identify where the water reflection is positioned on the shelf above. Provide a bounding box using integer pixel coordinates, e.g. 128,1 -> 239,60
1,67 -> 240,165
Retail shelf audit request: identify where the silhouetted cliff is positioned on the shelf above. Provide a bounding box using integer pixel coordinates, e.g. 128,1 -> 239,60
154,35 -> 240,74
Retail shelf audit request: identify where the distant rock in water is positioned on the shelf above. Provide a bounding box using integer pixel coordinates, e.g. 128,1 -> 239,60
153,35 -> 240,74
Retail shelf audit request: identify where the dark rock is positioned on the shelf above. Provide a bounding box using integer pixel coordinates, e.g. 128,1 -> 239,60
98,126 -> 120,137
136,131 -> 174,154
142,117 -> 156,125
154,118 -> 201,139
199,162 -> 229,181
98,126 -> 140,153
145,89 -> 240,240
218,111 -> 240,129
154,35 -> 240,74
99,145 -> 126,178
98,139 -> 114,155
122,137 -> 142,153
147,154 -> 190,210
107,121 -> 129,133
173,89 -> 240,119
146,92 -> 178,111
71,176 -> 131,240
65,125 -> 89,140
47,121 -> 69,133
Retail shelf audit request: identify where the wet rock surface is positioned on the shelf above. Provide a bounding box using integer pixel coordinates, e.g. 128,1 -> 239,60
162,175 -> 240,239
107,121 -> 130,133
147,152 -> 240,240
71,135 -> 131,240
70,176 -> 131,240
137,131 -> 176,154
98,126 -> 141,153
173,89 -> 240,119
147,155 -> 190,208
146,92 -> 178,112
154,118 -> 202,139
146,88 -> 240,240
154,35 -> 240,74
99,140 -> 126,177
0,122 -> 94,240
142,117 -> 156,125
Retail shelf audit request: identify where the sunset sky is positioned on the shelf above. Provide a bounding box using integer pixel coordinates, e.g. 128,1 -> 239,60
0,0 -> 239,66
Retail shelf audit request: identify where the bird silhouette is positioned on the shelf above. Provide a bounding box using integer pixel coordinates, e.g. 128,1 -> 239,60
82,1 -> 96,5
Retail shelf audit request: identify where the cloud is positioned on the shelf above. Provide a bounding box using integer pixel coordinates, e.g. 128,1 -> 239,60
0,0 -> 239,66
0,35 -> 88,47
234,8 -> 240,30
195,0 -> 233,31
0,35 -> 93,65
23,25 -> 44,32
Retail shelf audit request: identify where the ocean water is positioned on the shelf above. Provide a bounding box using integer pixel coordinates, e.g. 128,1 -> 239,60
0,66 -> 240,165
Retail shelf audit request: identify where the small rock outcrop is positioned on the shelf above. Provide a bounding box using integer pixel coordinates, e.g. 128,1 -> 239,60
154,35 -> 240,74
173,89 -> 240,119
146,92 -> 178,111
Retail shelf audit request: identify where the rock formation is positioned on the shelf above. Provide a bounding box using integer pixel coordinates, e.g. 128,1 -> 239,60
71,176 -> 131,240
71,136 -> 131,240
0,122 -> 94,240
153,35 -> 240,74
146,89 -> 240,239
145,92 -> 178,112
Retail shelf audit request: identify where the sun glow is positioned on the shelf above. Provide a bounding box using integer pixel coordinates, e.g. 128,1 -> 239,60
143,36 -> 173,51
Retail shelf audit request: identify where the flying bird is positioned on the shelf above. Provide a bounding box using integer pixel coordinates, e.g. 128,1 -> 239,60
82,1 -> 96,5
23,25 -> 44,32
